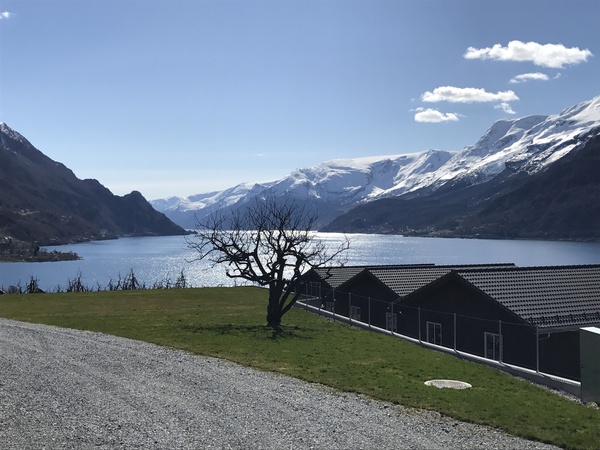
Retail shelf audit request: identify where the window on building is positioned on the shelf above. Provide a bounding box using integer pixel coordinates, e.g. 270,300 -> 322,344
484,332 -> 502,361
386,312 -> 398,332
350,306 -> 361,321
426,321 -> 442,345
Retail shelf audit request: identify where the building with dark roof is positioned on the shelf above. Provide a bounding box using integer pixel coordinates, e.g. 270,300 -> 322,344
305,264 -> 515,330
397,265 -> 600,380
455,265 -> 600,331
301,263 -> 600,381
309,264 -> 435,291
304,264 -> 434,308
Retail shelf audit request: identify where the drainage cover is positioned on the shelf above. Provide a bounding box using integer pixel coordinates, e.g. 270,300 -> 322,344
424,379 -> 472,389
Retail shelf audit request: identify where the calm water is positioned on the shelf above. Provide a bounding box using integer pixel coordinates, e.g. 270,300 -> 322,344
1,233 -> 600,292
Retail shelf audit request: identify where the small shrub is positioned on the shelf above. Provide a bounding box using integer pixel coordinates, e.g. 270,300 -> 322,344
174,269 -> 187,289
66,270 -> 90,293
26,276 -> 43,294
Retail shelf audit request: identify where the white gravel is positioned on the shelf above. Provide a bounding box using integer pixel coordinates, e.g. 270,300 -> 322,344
0,318 -> 558,449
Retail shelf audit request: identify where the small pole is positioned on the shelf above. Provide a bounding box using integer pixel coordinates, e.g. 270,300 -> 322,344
318,285 -> 322,311
332,288 -> 335,322
418,307 -> 422,343
453,313 -> 457,352
368,297 -> 371,327
391,302 -> 394,334
536,326 -> 540,373
349,293 -> 352,323
499,320 -> 503,362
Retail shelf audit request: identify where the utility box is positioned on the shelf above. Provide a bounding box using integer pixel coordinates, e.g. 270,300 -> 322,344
580,327 -> 600,404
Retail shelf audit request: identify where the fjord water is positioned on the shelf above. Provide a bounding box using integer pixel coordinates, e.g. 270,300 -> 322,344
2,234 -> 600,292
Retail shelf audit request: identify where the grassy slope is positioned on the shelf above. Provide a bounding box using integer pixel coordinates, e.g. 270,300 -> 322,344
1,287 -> 598,449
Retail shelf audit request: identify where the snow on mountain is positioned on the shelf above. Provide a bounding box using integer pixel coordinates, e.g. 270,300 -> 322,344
422,115 -> 548,186
151,181 -> 276,229
151,150 -> 453,228
422,95 -> 600,188
152,182 -> 268,213
152,94 -> 600,229
255,149 -> 453,204
0,122 -> 30,150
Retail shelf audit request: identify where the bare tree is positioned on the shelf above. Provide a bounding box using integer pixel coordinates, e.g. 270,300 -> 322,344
188,198 -> 349,328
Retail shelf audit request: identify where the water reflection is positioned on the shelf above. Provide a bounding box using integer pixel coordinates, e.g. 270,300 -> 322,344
1,234 -> 599,292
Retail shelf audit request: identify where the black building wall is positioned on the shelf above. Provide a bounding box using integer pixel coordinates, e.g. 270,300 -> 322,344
332,272 -> 398,328
308,270 -> 585,381
398,279 -> 537,370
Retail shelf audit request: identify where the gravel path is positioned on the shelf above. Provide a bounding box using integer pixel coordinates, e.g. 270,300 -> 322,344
0,318 -> 558,449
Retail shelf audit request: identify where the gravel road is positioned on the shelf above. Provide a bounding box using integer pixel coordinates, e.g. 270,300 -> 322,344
0,318 -> 558,449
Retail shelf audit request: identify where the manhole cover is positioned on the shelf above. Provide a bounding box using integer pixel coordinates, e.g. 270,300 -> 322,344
424,379 -> 472,389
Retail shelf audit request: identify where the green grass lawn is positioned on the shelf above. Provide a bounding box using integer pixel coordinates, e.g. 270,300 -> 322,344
1,287 -> 599,449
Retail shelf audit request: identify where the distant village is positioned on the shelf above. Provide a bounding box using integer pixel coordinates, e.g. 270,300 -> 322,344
0,237 -> 79,263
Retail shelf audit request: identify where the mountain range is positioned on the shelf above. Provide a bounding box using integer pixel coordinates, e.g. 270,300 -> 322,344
151,149 -> 454,229
152,94 -> 600,241
0,123 -> 184,249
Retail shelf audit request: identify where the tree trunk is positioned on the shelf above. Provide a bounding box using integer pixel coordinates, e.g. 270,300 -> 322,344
266,288 -> 282,329
266,304 -> 281,328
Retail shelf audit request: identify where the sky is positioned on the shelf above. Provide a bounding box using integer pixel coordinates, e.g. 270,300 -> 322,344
0,0 -> 598,200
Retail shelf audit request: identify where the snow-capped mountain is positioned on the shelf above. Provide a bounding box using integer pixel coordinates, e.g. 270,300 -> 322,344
152,94 -> 600,234
419,95 -> 600,189
257,149 -> 453,203
151,181 -> 276,229
152,149 -> 453,228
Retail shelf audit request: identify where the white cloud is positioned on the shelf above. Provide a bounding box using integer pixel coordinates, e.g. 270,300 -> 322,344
0,11 -> 11,19
509,72 -> 550,84
421,86 -> 519,103
494,102 -> 516,115
414,108 -> 459,123
464,40 -> 592,69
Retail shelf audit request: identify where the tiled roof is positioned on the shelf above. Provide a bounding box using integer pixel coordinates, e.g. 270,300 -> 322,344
371,267 -> 455,297
370,264 -> 516,298
313,264 -> 434,289
313,266 -> 367,289
455,265 -> 600,329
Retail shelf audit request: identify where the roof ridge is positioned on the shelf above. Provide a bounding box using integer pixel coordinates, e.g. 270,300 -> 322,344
317,263 -> 435,270
369,263 -> 515,272
454,264 -> 600,274
435,263 -> 515,268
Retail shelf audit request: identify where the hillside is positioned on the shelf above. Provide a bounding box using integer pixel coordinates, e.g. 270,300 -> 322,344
0,123 -> 185,250
325,132 -> 600,240
152,150 -> 453,229
463,134 -> 600,240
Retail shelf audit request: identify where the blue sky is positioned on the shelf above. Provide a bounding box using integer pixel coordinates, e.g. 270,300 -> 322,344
0,0 -> 598,200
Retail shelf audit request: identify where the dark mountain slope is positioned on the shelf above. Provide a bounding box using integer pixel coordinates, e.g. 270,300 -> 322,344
462,134 -> 600,240
323,163 -> 527,235
0,123 -> 184,245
